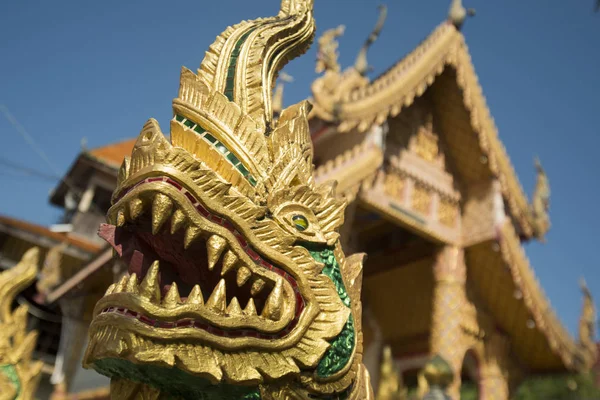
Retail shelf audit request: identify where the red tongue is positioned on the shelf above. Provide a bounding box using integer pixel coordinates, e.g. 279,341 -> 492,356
98,223 -> 156,281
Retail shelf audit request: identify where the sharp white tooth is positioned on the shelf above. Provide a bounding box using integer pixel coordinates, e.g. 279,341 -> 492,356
152,193 -> 173,235
244,298 -> 257,316
236,266 -> 252,287
105,283 -> 116,296
170,209 -> 187,234
116,209 -> 126,227
261,279 -> 283,321
206,279 -> 226,313
140,261 -> 161,303
129,197 -> 144,220
126,273 -> 139,294
187,284 -> 204,305
251,278 -> 266,296
221,251 -> 238,276
184,226 -> 201,249
114,275 -> 128,293
163,283 -> 182,308
206,235 -> 227,271
226,297 -> 243,316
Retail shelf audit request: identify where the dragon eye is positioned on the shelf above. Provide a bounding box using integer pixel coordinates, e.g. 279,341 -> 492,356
292,215 -> 309,231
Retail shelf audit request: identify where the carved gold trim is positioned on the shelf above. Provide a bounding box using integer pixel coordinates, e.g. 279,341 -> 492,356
411,184 -> 431,216
310,21 -> 542,239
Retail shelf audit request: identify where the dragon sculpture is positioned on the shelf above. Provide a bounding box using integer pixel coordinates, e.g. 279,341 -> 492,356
83,1 -> 373,398
0,247 -> 43,400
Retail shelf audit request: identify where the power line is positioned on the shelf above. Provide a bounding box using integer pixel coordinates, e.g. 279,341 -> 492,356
0,105 -> 63,179
0,105 -> 106,216
0,157 -> 59,182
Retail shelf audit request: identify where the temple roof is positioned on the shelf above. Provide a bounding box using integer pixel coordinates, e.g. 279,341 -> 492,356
0,214 -> 100,254
309,21 -> 546,241
87,138 -> 136,169
309,20 -> 596,372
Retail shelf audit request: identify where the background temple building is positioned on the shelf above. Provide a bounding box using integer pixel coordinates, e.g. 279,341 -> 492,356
0,3 -> 597,399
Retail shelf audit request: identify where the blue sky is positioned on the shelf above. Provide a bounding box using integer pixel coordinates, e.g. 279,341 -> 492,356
1,0 -> 598,339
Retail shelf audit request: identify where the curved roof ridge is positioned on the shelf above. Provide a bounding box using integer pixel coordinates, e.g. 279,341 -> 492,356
498,220 -> 591,370
310,20 -> 546,238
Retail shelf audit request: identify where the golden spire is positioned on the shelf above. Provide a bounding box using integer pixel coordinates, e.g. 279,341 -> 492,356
448,0 -> 475,30
531,157 -> 551,241
376,345 -> 407,400
578,278 -> 596,352
354,5 -> 388,76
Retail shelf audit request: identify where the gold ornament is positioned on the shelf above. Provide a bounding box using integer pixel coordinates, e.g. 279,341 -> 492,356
83,1 -> 372,398
0,247 -> 43,400
376,346 -> 406,400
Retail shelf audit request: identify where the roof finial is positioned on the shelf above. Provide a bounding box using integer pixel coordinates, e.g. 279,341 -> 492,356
316,25 -> 346,74
354,4 -> 388,76
272,72 -> 294,118
448,0 -> 475,30
578,277 -> 596,359
531,156 -> 551,241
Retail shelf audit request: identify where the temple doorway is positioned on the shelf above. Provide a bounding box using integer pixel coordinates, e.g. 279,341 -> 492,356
460,349 -> 481,400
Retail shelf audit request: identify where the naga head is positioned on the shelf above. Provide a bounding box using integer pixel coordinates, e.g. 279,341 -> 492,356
83,1 -> 370,398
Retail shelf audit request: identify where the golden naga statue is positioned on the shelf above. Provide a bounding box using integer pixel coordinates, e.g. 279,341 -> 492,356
83,0 -> 373,398
0,247 -> 43,400
531,157 -> 551,241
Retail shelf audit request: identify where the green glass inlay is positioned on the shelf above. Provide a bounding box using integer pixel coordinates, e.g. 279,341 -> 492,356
292,215 -> 309,231
227,152 -> 240,165
224,29 -> 256,101
306,246 -> 355,378
175,113 -> 257,187
238,164 -> 250,177
95,358 -> 261,400
0,364 -> 20,399
204,133 -> 217,144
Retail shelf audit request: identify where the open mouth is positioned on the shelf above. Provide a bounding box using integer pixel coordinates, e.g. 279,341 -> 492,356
94,176 -> 304,339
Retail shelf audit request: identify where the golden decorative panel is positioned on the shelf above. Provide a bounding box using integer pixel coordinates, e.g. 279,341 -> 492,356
384,173 -> 405,201
414,128 -> 439,163
412,184 -> 432,215
438,198 -> 458,228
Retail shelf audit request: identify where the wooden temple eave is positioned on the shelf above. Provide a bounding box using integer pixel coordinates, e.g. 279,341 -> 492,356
45,246 -> 114,305
310,20 -> 544,241
0,215 -> 99,260
465,220 -> 593,373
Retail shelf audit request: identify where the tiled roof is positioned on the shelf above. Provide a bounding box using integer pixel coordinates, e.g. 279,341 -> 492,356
87,138 -> 136,168
0,215 -> 100,253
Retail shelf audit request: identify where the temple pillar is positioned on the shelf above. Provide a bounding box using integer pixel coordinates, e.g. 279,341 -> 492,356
479,334 -> 511,400
51,298 -> 89,392
430,246 -> 467,400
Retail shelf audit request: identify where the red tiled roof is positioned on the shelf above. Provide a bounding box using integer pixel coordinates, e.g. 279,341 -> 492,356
87,139 -> 136,168
0,215 -> 101,253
